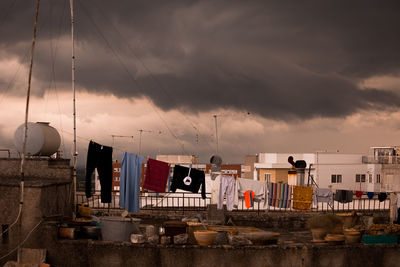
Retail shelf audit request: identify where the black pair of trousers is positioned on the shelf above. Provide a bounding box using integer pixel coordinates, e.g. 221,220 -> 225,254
85,141 -> 113,203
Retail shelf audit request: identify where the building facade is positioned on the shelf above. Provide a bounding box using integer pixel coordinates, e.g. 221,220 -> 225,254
252,147 -> 400,192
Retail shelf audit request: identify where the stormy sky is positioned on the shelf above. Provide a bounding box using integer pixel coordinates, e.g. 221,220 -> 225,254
1,0 -> 400,164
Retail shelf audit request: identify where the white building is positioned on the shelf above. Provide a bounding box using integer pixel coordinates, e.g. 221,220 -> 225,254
253,147 -> 399,192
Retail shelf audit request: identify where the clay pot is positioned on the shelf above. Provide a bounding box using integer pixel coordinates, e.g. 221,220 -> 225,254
239,231 -> 280,245
59,227 -> 75,239
344,230 -> 361,244
187,222 -> 205,244
193,230 -> 218,246
311,228 -> 327,242
325,234 -> 345,245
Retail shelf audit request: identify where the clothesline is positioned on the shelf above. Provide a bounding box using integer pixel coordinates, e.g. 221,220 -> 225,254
60,130 -> 133,155
82,140 -> 395,214
84,140 -> 207,213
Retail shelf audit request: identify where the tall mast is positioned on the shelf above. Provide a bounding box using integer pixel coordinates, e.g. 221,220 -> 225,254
213,115 -> 219,155
69,0 -> 78,212
14,0 -> 40,230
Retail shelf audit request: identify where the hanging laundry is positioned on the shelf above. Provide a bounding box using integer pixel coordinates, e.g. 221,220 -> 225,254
396,193 -> 400,224
268,183 -> 292,208
119,152 -> 143,212
142,158 -> 170,193
85,141 -> 113,203
355,191 -> 363,198
284,183 -> 292,208
390,193 -> 398,223
234,178 -> 268,210
292,186 -> 313,211
397,208 -> 400,224
210,174 -> 221,205
218,175 -> 235,211
334,190 -> 353,203
268,183 -> 275,207
268,183 -> 274,207
367,192 -> 374,199
280,183 -> 292,208
170,165 -> 206,199
378,192 -> 387,202
275,183 -> 281,208
244,190 -> 256,209
166,166 -> 172,192
312,188 -> 333,207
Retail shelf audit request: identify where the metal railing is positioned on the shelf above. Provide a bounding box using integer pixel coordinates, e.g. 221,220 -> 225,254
76,190 -> 390,214
362,155 -> 400,164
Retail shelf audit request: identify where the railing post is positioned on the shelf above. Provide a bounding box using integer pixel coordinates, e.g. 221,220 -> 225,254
182,193 -> 185,215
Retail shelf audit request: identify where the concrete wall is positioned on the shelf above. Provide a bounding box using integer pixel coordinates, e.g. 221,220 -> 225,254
317,154 -> 367,190
0,182 -> 72,264
0,158 -> 72,180
0,158 -> 73,264
0,210 -> 392,266
259,169 -> 289,183
254,153 -> 389,191
244,155 -> 257,179
44,240 -> 400,267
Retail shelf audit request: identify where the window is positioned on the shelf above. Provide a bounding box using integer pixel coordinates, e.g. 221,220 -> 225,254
331,174 -> 342,183
376,174 -> 381,183
361,174 -> 366,182
264,173 -> 271,183
369,174 -> 372,183
356,174 -> 366,183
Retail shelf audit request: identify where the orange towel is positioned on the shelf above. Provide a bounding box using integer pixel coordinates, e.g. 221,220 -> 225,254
244,190 -> 255,209
292,186 -> 313,211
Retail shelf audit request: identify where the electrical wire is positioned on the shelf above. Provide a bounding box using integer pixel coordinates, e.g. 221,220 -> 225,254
60,129 -> 131,154
0,51 -> 29,106
46,0 -> 68,154
0,0 -> 18,32
0,219 -> 44,261
84,0 -> 215,153
7,0 -> 41,240
77,0 -> 187,155
0,206 -> 22,236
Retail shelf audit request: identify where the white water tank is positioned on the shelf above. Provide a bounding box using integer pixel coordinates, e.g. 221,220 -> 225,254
14,122 -> 61,156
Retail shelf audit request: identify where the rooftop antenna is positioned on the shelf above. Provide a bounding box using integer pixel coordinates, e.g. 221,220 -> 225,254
212,111 -> 249,156
111,135 -> 134,147
213,115 -> 219,155
69,0 -> 78,214
5,0 -> 41,238
137,129 -> 162,156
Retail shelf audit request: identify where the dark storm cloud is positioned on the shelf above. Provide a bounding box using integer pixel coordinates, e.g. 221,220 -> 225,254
1,0 -> 400,120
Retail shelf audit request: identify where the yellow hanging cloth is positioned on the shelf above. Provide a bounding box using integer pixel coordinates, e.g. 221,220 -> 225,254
292,186 -> 313,211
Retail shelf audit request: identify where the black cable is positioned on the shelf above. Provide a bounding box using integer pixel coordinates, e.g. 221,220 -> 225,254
77,0 -> 187,154
87,0 -> 214,153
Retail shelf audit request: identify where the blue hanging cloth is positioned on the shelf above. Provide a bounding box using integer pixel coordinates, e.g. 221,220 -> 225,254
367,192 -> 374,199
119,152 -> 143,212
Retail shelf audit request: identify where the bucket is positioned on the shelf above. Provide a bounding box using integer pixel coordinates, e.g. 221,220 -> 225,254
163,221 -> 187,237
100,217 -> 141,242
78,205 -> 91,217
187,222 -> 205,244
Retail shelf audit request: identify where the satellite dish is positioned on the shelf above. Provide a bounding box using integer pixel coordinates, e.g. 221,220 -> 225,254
210,154 -> 222,172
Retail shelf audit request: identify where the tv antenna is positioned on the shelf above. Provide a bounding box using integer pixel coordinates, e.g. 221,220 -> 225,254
111,135 -> 134,147
137,129 -> 162,156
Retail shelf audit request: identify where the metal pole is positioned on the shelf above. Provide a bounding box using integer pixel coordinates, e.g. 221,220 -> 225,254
138,130 -> 143,156
10,0 -> 41,236
213,115 -> 218,154
70,0 -> 78,214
